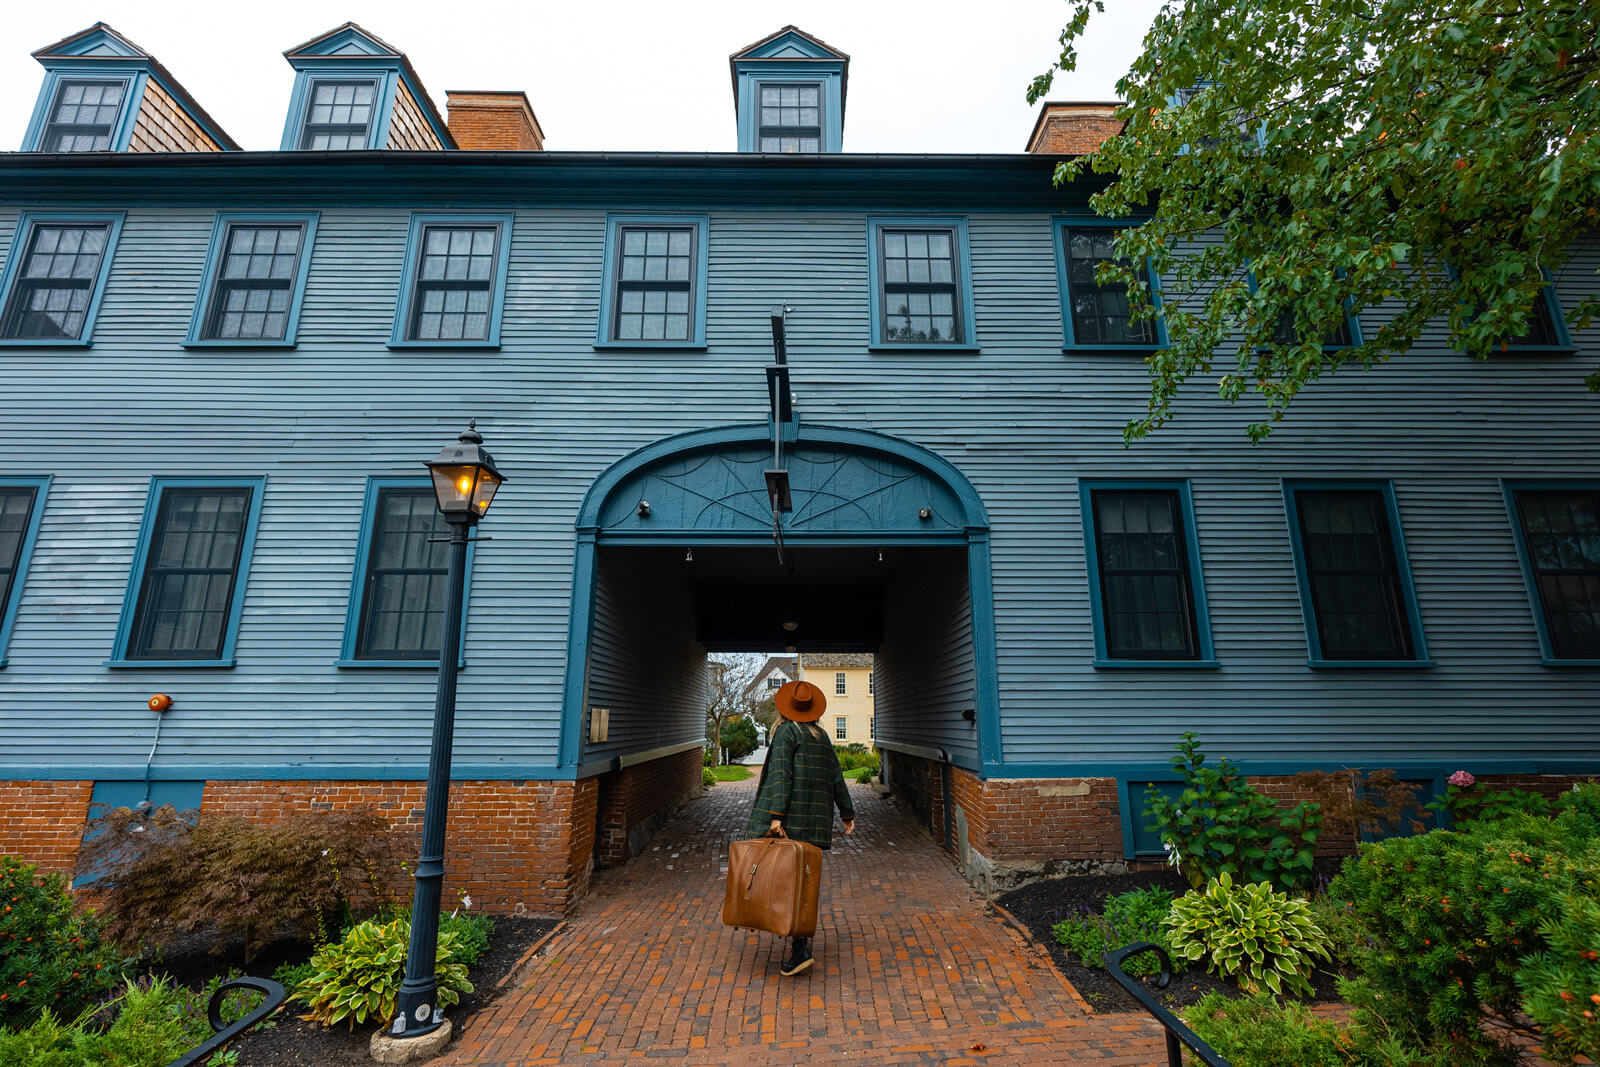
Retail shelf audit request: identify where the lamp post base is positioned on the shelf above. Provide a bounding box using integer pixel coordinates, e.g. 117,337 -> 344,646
370,1018 -> 452,1064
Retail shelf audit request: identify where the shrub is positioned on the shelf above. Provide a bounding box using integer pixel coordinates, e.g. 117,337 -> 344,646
702,767 -> 717,787
721,717 -> 759,763
1429,771 -> 1554,830
295,916 -> 472,1029
1051,886 -> 1176,978
0,858 -> 126,1029
0,975 -> 228,1067
834,745 -> 879,775
1514,888 -> 1600,1065
1183,990 -> 1350,1067
1144,733 -> 1322,893
78,805 -> 408,961
1329,801 -> 1600,1056
1164,873 -> 1332,997
1293,767 -> 1429,848
441,912 -> 494,969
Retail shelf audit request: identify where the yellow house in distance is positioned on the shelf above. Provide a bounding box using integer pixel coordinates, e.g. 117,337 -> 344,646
797,653 -> 875,746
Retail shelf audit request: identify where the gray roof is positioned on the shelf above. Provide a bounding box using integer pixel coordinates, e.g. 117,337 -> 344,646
799,653 -> 874,669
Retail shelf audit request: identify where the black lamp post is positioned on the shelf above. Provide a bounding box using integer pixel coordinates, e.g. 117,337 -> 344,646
392,420 -> 504,1040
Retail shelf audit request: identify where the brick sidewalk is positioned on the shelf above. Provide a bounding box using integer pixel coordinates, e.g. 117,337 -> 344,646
443,776 -> 1169,1065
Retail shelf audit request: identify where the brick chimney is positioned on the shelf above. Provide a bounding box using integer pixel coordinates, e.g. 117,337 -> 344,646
1025,101 -> 1124,154
445,91 -> 544,150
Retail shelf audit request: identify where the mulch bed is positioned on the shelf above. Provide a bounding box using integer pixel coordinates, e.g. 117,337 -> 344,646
148,916 -> 558,1066
996,868 -> 1345,1014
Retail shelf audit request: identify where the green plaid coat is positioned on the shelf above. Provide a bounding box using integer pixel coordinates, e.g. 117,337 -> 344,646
745,718 -> 856,849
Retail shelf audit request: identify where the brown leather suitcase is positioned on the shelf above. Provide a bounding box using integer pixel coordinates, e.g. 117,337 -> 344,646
722,834 -> 822,938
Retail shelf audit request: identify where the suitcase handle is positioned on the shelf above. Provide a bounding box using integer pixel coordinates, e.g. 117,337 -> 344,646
743,836 -> 779,900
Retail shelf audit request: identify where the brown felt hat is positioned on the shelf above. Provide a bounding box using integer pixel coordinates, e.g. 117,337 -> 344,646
775,679 -> 827,722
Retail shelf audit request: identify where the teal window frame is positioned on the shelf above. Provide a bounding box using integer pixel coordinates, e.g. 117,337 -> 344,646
0,476 -> 51,669
337,476 -> 473,669
0,211 -> 125,347
1119,778 -> 1184,860
594,214 -> 710,349
1502,273 -> 1575,353
105,476 -> 267,669
1282,479 -> 1431,668
389,213 -> 513,349
280,65 -> 399,151
1501,480 -> 1600,666
1079,479 -> 1217,668
185,212 -> 319,347
22,69 -> 144,152
735,67 -> 845,152
865,216 -> 979,351
1245,269 -> 1363,350
1052,217 -> 1168,353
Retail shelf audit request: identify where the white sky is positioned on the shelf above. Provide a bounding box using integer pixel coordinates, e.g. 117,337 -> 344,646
1,0 -> 1162,153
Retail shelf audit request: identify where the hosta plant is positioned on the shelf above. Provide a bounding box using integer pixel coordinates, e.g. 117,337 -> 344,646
1164,873 -> 1332,998
296,916 -> 472,1029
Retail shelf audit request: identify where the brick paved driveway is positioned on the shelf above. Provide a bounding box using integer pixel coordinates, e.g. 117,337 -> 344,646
444,777 -> 1169,1065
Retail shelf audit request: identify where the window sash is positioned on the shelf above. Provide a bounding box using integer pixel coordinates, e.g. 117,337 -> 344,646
355,488 -> 450,659
757,83 -> 822,153
42,79 -> 126,151
1293,490 -> 1414,660
128,488 -> 251,660
611,226 -> 695,342
0,488 -> 39,620
878,227 -> 963,344
202,223 -> 306,341
299,79 -> 380,150
1091,489 -> 1199,659
1063,228 -> 1154,345
1,222 -> 112,340
1506,287 -> 1563,348
1513,489 -> 1600,659
835,716 -> 847,740
835,672 -> 847,694
407,225 -> 499,341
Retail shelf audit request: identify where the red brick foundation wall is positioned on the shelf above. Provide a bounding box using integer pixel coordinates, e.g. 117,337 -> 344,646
596,747 -> 704,867
0,781 -> 93,875
203,780 -> 593,916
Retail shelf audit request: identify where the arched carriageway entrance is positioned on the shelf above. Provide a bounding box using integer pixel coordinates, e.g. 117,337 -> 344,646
561,421 -> 1001,868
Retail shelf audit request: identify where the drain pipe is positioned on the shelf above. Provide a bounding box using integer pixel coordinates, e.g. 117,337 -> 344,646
939,747 -> 954,851
136,693 -> 174,826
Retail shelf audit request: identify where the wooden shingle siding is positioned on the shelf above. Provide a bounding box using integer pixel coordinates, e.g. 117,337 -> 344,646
128,80 -> 224,152
875,548 -> 979,766
385,80 -> 445,150
582,548 -> 709,765
0,188 -> 1595,781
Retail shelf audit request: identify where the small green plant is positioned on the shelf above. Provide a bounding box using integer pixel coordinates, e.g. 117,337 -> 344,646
0,975 -> 232,1067
1183,990 -> 1351,1067
1051,886 -> 1177,978
1164,873 -> 1332,997
1428,770 -> 1554,830
295,916 -> 473,1029
0,857 -> 127,1029
1144,733 -> 1323,892
834,745 -> 880,776
441,911 -> 493,969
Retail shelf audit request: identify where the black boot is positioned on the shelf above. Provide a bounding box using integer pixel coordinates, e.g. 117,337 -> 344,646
780,936 -> 812,976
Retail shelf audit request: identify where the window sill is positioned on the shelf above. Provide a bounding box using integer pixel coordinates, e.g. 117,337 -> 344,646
1093,658 -> 1219,669
868,343 -> 980,353
0,338 -> 92,347
183,340 -> 299,349
1539,656 -> 1600,668
104,657 -> 237,669
1061,345 -> 1162,355
1306,658 -> 1435,669
1484,346 -> 1579,356
335,658 -> 467,669
592,340 -> 707,351
387,340 -> 501,350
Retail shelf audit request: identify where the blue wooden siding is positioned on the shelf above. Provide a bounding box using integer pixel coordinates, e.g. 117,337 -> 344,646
0,177 -> 1596,784
874,547 -> 980,769
580,547 -> 708,770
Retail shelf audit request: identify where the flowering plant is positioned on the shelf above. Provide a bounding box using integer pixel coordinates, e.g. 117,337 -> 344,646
1448,770 -> 1475,788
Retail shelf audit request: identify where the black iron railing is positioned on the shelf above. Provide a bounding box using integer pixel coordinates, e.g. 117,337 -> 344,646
1103,942 -> 1230,1067
164,976 -> 287,1067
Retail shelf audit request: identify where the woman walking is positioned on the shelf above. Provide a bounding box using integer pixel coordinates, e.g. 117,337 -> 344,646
746,679 -> 856,976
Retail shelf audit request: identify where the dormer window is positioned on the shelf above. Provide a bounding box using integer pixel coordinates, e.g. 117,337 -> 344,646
299,78 -> 379,149
42,78 -> 128,150
757,83 -> 821,153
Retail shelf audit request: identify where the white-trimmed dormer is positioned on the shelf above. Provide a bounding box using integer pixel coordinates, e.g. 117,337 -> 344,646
729,26 -> 849,154
280,23 -> 455,151
22,23 -> 237,152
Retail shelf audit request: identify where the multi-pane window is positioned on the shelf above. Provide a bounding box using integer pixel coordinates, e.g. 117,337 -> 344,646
1061,227 -> 1155,346
0,488 -> 39,629
300,80 -> 379,149
879,228 -> 962,343
757,84 -> 821,153
868,672 -> 874,695
42,80 -> 126,151
1290,488 -> 1416,661
767,675 -> 784,689
127,488 -> 252,660
199,224 -> 307,341
1272,307 -> 1353,348
1507,286 -> 1565,348
407,226 -> 499,341
1,221 -> 113,341
613,227 -> 694,342
835,672 -> 847,695
1089,489 -> 1200,659
355,488 -> 450,660
835,716 -> 847,740
1510,489 -> 1600,660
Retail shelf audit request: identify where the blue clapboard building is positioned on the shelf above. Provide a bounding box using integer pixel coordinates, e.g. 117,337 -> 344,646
0,22 -> 1595,909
